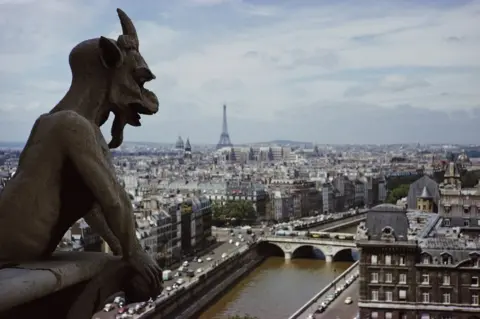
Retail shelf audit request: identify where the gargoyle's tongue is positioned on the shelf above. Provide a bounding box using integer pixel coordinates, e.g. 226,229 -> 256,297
108,112 -> 127,149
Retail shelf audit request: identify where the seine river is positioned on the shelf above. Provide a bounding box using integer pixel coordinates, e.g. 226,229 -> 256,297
198,257 -> 353,319
198,225 -> 358,319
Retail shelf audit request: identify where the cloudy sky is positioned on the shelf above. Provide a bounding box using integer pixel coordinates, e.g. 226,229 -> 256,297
1,0 -> 479,145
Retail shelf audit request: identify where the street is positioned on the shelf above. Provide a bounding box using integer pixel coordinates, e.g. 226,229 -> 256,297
297,275 -> 358,319
92,239 -> 251,319
314,280 -> 359,319
319,280 -> 358,319
161,237 -> 250,292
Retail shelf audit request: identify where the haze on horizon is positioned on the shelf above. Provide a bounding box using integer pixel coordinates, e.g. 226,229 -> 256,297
0,0 -> 479,145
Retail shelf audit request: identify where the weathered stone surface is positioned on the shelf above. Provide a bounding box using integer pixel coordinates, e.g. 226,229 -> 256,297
0,252 -> 117,311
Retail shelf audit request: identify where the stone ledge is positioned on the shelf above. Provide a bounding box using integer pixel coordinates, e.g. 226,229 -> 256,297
0,251 -> 118,312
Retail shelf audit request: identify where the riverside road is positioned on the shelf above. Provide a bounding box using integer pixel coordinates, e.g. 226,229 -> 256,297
92,240 -> 250,319
93,212 -> 361,319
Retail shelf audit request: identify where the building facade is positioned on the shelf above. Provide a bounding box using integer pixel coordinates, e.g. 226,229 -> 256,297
357,204 -> 480,319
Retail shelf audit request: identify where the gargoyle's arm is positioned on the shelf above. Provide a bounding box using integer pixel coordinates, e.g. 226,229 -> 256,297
84,204 -> 122,256
61,113 -> 138,258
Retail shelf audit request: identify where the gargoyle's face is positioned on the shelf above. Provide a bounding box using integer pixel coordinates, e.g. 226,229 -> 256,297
99,9 -> 159,148
108,46 -> 159,126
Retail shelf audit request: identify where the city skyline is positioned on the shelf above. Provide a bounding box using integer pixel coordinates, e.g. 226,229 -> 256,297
1,0 -> 480,144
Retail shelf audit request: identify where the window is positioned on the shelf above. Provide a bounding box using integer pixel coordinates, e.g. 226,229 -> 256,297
371,312 -> 378,319
422,255 -> 430,264
400,313 -> 407,319
385,291 -> 393,301
385,254 -> 392,265
442,255 -> 452,265
371,255 -> 378,264
422,292 -> 430,303
399,273 -> 407,284
443,218 -> 451,226
385,273 -> 393,283
371,272 -> 379,283
422,274 -> 429,284
399,289 -> 407,299
472,276 -> 479,286
443,274 -> 450,285
464,219 -> 470,226
473,294 -> 479,305
385,312 -> 393,319
371,290 -> 379,301
399,255 -> 406,265
442,292 -> 451,304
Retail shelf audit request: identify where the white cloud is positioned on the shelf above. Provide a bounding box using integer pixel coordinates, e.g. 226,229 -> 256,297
1,0 -> 480,144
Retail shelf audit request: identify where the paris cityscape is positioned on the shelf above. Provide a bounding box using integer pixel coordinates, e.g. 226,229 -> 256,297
1,1 -> 480,319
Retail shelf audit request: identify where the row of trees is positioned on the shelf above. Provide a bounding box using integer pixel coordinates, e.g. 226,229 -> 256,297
212,200 -> 257,226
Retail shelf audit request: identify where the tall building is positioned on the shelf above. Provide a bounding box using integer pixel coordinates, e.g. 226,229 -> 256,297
216,104 -> 233,149
179,195 -> 214,255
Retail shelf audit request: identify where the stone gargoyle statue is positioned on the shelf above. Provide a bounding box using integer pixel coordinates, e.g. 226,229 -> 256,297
0,8 -> 162,319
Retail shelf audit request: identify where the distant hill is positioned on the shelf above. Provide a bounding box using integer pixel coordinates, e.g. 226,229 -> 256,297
0,142 -> 25,150
250,140 -> 312,146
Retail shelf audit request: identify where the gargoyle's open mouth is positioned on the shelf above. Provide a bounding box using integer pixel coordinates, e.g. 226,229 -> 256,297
131,102 -> 156,115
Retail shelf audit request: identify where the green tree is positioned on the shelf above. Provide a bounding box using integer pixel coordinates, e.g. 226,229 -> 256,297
386,184 -> 410,204
212,201 -> 225,219
224,200 -> 256,221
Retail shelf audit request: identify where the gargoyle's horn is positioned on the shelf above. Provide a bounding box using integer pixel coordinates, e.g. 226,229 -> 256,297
116,8 -> 139,48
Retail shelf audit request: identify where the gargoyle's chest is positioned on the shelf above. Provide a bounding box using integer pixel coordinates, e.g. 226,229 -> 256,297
95,132 -> 114,164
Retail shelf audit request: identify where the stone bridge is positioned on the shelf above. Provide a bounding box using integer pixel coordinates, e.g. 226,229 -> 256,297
258,236 -> 357,262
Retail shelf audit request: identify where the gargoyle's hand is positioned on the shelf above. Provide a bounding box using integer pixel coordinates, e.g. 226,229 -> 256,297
125,250 -> 163,295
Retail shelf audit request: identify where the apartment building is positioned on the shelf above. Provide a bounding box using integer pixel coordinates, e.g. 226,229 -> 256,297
357,205 -> 480,319
179,195 -> 214,255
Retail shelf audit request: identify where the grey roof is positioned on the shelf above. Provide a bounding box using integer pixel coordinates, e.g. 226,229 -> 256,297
419,237 -> 480,267
185,138 -> 191,151
407,175 -> 440,209
365,204 -> 409,241
418,186 -> 432,199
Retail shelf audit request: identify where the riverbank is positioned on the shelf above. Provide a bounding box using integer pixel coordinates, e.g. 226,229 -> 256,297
146,244 -> 262,319
176,254 -> 265,318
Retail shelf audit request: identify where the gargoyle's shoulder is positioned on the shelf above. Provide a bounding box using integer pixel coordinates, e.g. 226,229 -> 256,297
46,110 -> 95,133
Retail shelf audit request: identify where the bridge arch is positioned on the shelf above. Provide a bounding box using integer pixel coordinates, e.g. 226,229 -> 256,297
332,248 -> 358,262
256,241 -> 285,257
291,244 -> 326,260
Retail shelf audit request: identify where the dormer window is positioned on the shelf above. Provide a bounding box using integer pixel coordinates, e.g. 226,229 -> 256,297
441,253 -> 453,265
470,253 -> 480,267
422,255 -> 431,265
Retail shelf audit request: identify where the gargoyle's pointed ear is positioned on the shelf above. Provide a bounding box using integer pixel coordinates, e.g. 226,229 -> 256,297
99,36 -> 123,69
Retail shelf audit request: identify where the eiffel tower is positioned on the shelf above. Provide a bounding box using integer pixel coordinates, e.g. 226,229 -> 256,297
216,104 -> 233,149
